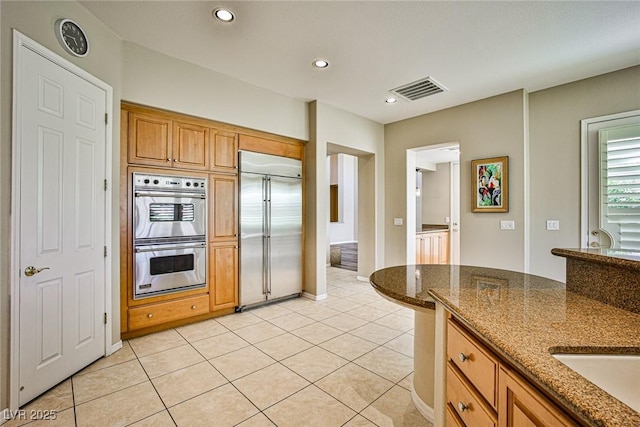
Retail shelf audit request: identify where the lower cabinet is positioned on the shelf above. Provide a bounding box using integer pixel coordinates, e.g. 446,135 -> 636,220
209,242 -> 238,311
128,294 -> 210,330
499,366 -> 577,427
416,231 -> 449,264
445,316 -> 578,427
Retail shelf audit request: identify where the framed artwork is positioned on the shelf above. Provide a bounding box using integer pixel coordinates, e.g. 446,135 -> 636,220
472,156 -> 509,212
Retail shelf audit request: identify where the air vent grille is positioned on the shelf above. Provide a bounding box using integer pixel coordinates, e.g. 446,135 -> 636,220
390,77 -> 447,101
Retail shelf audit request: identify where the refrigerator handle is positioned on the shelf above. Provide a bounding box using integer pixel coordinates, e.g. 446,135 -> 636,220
266,176 -> 272,295
262,176 -> 268,296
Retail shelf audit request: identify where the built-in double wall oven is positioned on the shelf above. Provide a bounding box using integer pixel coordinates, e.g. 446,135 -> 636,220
133,173 -> 207,299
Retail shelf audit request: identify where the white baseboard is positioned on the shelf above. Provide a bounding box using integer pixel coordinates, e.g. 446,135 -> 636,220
410,383 -> 435,424
109,340 -> 123,356
302,292 -> 327,301
329,240 -> 357,245
356,275 -> 369,282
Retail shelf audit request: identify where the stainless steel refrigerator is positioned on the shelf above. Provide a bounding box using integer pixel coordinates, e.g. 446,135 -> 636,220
239,151 -> 303,308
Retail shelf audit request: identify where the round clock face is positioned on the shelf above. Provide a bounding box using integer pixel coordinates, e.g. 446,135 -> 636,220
55,19 -> 89,57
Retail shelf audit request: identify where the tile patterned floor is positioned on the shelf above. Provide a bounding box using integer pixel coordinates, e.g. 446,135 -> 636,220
5,268 -> 431,427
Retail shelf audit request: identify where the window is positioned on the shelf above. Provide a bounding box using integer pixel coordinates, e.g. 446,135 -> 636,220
582,111 -> 640,249
600,124 -> 640,249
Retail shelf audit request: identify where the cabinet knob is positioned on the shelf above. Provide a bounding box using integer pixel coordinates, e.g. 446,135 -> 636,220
191,305 -> 197,309
458,352 -> 470,362
166,158 -> 171,162
457,402 -> 469,412
174,159 -> 179,163
147,313 -> 153,318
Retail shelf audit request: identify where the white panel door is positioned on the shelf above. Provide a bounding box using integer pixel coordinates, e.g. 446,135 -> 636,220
18,46 -> 106,405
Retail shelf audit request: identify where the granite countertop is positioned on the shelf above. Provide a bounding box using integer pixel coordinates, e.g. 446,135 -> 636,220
369,264 -> 640,427
552,247 -> 640,271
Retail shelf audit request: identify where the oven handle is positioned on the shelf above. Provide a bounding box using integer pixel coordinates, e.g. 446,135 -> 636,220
135,243 -> 206,253
135,191 -> 205,199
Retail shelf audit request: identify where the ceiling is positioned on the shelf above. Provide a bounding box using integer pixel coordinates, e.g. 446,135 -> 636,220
80,1 -> 640,125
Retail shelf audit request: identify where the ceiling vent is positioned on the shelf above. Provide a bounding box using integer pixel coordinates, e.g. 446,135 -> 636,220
390,77 -> 448,101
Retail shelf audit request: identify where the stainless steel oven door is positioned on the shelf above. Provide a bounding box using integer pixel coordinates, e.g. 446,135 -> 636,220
134,191 -> 206,241
134,241 -> 206,299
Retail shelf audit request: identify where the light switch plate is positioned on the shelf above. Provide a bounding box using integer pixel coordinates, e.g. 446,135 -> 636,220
393,217 -> 403,226
500,220 -> 515,230
546,220 -> 560,231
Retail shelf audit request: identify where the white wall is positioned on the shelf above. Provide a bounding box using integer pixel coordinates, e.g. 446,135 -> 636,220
385,90 -> 527,271
122,42 -> 308,141
422,164 -> 451,225
528,66 -> 640,280
0,0 -> 124,410
307,101 -> 384,296
328,154 -> 358,244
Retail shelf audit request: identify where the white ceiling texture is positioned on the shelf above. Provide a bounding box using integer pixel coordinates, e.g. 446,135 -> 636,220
80,1 -> 640,125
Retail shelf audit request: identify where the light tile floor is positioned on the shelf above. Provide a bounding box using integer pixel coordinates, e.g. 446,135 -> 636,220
5,268 -> 431,427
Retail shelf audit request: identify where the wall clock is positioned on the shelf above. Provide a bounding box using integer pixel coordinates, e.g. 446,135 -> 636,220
54,18 -> 89,57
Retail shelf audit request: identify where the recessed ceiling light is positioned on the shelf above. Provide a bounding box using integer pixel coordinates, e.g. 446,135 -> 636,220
385,98 -> 397,104
313,59 -> 329,68
213,8 -> 235,23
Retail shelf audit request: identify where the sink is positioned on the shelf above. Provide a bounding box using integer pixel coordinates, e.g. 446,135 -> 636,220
552,353 -> 640,412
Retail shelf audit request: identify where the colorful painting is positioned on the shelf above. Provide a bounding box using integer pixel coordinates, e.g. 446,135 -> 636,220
472,156 -> 509,212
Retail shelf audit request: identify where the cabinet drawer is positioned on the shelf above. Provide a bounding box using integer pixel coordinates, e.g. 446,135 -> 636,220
129,294 -> 209,330
448,319 -> 498,408
447,363 -> 497,427
446,402 -> 466,427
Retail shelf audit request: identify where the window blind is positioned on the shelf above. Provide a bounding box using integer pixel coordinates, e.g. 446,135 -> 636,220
600,124 -> 640,250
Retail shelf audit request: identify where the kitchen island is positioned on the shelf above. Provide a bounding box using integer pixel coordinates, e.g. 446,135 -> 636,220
369,261 -> 640,427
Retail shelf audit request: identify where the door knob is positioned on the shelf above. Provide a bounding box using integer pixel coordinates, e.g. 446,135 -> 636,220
24,266 -> 50,277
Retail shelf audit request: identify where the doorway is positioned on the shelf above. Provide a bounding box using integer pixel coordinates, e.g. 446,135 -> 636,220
406,143 -> 460,264
10,31 -> 113,408
328,153 -> 358,272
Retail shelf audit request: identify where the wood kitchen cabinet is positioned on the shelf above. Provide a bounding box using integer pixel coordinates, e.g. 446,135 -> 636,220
120,102 -> 304,338
128,294 -> 210,330
210,129 -> 238,172
209,173 -> 238,242
128,112 -> 172,167
209,242 -> 238,311
416,231 -> 449,264
128,113 -> 210,169
499,366 -> 577,427
446,316 -> 578,427
172,121 -> 209,170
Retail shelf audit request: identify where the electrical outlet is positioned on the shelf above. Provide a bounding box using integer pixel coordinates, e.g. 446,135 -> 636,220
500,220 -> 515,230
393,217 -> 403,226
546,220 -> 560,231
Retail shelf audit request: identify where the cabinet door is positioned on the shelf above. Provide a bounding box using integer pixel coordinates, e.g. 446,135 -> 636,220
209,174 -> 238,241
128,112 -> 172,167
422,234 -> 434,263
439,232 -> 450,264
210,129 -> 238,172
416,236 -> 423,263
498,366 -> 577,427
209,243 -> 238,311
173,121 -> 209,170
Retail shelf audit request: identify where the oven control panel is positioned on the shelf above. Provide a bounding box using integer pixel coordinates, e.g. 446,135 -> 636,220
133,173 -> 207,192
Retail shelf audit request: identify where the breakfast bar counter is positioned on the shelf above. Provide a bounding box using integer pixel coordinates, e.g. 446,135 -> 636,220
369,263 -> 640,427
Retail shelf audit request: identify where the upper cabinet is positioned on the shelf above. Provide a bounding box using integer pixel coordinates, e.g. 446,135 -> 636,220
173,121 -> 209,170
128,113 -> 211,170
124,103 -> 304,173
210,129 -> 238,172
128,112 -> 172,167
